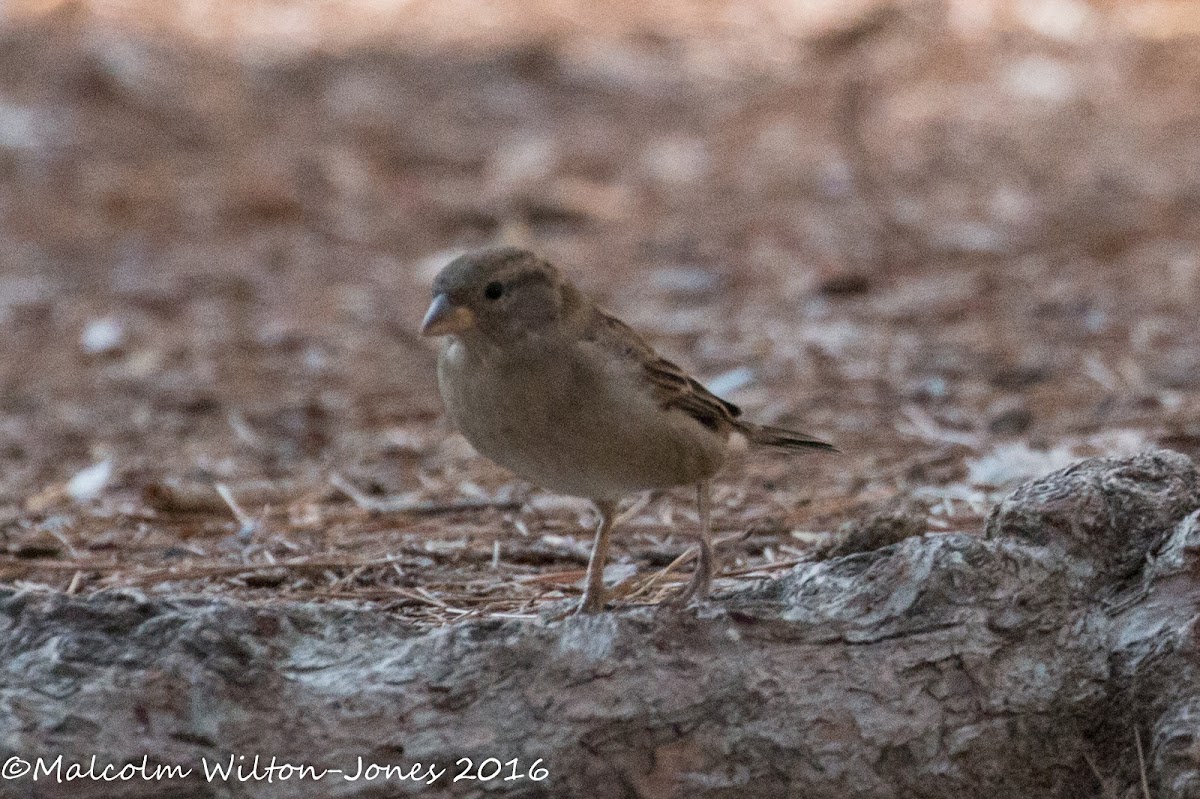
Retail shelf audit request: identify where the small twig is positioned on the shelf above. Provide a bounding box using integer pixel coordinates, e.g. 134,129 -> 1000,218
1134,727 -> 1152,799
227,410 -> 267,450
215,483 -> 258,538
329,472 -> 389,510
614,492 -> 656,526
143,482 -> 228,514
515,569 -> 588,585
1,554 -> 407,586
65,570 -> 85,595
897,406 -> 981,448
330,563 -> 371,591
619,548 -> 695,601
43,525 -> 82,559
405,586 -> 450,608
144,479 -> 316,516
0,560 -> 119,575
1080,750 -> 1117,799
1084,355 -> 1121,392
329,473 -> 520,515
719,558 -> 808,578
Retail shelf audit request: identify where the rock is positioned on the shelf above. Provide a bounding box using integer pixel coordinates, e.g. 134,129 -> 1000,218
818,499 -> 927,559
4,454 -> 1200,798
984,449 -> 1200,579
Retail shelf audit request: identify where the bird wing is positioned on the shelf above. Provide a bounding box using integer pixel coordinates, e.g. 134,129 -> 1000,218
582,308 -> 741,432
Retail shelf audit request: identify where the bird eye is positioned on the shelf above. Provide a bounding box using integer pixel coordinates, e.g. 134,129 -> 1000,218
484,281 -> 504,300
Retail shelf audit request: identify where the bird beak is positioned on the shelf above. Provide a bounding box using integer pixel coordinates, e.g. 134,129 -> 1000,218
420,294 -> 475,336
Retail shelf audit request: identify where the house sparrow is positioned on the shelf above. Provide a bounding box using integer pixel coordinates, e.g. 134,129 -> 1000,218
421,246 -> 836,613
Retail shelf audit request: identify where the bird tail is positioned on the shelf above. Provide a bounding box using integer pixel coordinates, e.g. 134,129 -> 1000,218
738,422 -> 839,453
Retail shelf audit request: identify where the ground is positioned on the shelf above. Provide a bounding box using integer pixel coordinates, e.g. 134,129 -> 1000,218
1,0 -> 1199,626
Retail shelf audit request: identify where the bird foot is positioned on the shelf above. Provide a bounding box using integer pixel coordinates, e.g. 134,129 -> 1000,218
573,589 -> 608,615
668,573 -> 711,608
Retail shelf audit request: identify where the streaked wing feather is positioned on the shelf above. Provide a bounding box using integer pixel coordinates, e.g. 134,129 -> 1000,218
584,309 -> 741,431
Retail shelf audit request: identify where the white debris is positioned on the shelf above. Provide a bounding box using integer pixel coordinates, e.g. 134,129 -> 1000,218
0,101 -> 39,150
646,265 -> 721,297
423,538 -> 467,554
603,563 -> 638,583
303,346 -> 328,372
705,367 -> 756,397
967,443 -> 1079,488
525,494 -> 593,515
67,459 -> 113,503
928,221 -> 1009,254
989,186 -> 1032,225
967,431 -> 1150,488
1003,56 -> 1077,102
80,317 -> 126,355
489,136 -> 557,190
1015,0 -> 1096,41
640,136 -> 709,185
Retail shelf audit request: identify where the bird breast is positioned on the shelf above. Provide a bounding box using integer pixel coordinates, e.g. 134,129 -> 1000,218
437,338 -> 728,500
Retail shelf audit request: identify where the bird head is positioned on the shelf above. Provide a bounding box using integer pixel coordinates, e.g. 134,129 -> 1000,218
420,247 -> 578,343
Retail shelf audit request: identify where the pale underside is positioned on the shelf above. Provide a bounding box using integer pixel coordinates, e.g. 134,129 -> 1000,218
437,330 -> 730,501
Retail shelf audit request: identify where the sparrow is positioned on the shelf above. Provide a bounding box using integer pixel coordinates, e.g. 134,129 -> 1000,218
420,246 -> 836,613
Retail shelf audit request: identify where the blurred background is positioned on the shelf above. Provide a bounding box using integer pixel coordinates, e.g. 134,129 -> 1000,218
1,0 -> 1198,618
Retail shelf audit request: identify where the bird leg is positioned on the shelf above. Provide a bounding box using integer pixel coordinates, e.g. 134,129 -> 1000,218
577,499 -> 617,614
675,480 -> 714,605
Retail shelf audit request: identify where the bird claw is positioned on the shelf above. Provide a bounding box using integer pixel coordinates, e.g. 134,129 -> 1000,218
668,573 -> 711,608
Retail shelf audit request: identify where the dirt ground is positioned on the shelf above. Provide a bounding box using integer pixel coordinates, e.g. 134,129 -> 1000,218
1,0 -> 1199,626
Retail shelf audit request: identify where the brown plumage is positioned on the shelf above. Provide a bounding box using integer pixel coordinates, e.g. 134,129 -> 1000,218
585,310 -> 836,451
421,246 -> 836,613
